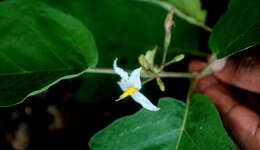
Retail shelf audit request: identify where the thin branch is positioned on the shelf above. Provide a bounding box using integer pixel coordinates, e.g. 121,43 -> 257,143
201,24 -> 212,32
161,48 -> 168,68
163,58 -> 178,68
185,55 -> 217,96
148,71 -> 197,78
86,68 -> 115,75
197,56 -> 217,79
86,67 -> 197,79
142,77 -> 156,85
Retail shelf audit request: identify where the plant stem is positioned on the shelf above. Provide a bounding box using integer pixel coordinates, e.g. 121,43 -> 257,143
176,56 -> 216,149
86,68 -> 116,74
161,48 -> 169,69
183,55 -> 217,110
163,58 -> 178,68
151,71 -> 197,78
86,67 -> 197,78
185,55 -> 217,95
201,24 -> 212,32
197,56 -> 217,79
142,77 -> 156,85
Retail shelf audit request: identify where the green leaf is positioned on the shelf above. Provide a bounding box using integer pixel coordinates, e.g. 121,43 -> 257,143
209,0 -> 260,58
137,0 -> 209,31
0,0 -> 98,106
89,94 -> 237,150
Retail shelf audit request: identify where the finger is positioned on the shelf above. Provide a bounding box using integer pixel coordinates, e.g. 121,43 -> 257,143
188,60 -> 206,72
214,56 -> 260,93
202,83 -> 260,150
196,75 -> 219,93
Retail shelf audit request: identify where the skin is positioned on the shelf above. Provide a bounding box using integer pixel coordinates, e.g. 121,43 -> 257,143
189,55 -> 260,150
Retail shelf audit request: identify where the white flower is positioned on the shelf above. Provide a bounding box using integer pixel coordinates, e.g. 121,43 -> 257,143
113,58 -> 160,111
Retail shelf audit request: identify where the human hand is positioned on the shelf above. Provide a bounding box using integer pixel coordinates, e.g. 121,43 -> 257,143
189,55 -> 260,150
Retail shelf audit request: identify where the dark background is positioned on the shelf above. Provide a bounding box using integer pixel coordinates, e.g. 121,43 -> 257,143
0,0 -> 229,149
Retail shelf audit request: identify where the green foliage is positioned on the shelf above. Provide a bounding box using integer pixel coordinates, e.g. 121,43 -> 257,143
0,0 -> 98,106
89,94 -> 237,150
45,0 -> 200,102
1,0 -> 258,148
209,0 -> 260,58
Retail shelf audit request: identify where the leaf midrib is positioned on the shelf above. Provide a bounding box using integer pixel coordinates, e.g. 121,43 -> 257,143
174,94 -> 201,150
174,97 -> 190,150
221,21 -> 259,53
125,128 -> 180,150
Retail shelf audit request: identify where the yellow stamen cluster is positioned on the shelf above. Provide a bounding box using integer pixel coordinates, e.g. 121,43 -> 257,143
116,86 -> 137,101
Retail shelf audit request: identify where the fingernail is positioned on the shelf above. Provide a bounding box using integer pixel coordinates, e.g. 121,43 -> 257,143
212,58 -> 227,72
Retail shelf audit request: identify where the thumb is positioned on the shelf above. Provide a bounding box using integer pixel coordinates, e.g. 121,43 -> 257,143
213,55 -> 260,94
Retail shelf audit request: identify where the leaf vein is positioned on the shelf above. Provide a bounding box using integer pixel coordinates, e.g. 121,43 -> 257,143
0,52 -> 26,72
125,128 -> 180,150
184,129 -> 201,150
4,14 -> 72,68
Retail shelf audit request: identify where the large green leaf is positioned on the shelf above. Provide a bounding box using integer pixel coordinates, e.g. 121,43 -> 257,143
209,0 -> 260,58
45,0 -> 200,102
137,0 -> 209,31
89,94 -> 237,150
0,0 -> 98,106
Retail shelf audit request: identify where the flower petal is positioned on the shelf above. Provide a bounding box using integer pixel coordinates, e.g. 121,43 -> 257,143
131,91 -> 160,111
129,67 -> 142,89
113,58 -> 129,80
117,80 -> 129,91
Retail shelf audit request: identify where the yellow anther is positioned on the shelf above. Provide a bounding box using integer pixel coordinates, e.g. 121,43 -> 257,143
116,86 -> 137,101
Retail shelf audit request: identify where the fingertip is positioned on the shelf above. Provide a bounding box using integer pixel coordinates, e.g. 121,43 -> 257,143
188,60 -> 206,72
196,75 -> 219,93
